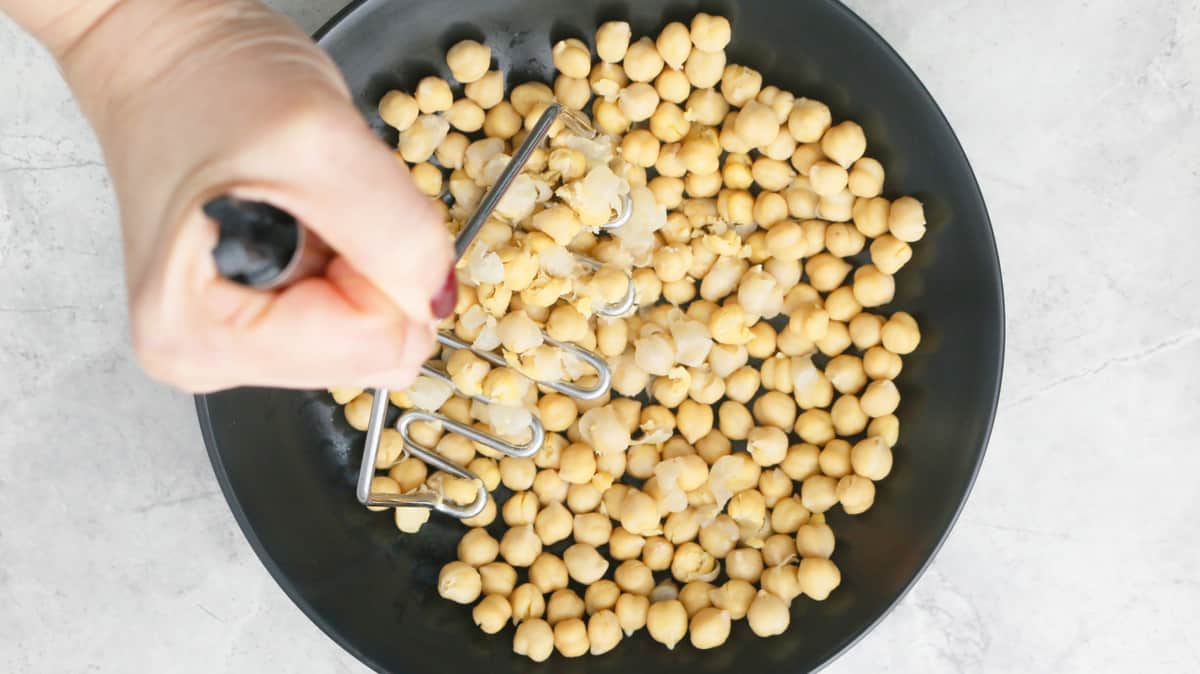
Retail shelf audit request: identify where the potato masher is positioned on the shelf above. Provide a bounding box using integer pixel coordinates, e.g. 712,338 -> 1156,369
356,102 -> 634,519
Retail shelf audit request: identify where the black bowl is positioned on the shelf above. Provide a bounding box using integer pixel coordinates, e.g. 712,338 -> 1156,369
196,0 -> 1004,671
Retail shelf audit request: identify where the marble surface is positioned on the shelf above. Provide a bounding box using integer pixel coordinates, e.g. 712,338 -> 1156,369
2,0 -> 1199,671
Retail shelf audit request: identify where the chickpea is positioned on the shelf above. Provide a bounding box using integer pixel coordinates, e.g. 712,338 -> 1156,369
464,70 -> 504,109
567,483 -> 603,514
445,39 -> 492,84
823,355 -> 865,396
609,527 -> 647,561
483,101 -> 522,139
722,151 -> 754,189
412,77 -> 452,115
394,505 -> 431,534
572,511 -> 612,547
747,426 -> 789,466
656,67 -> 692,103
627,444 -> 660,481
644,600 -> 688,649
615,559 -> 656,595
578,580 -> 620,617
762,220 -> 805,261
593,98 -> 631,135
753,191 -> 789,226
684,48 -> 725,89
717,400 -> 754,440
816,320 -> 852,357
758,85 -> 796,123
664,508 -> 701,545
685,171 -> 722,198
887,195 -> 927,242
867,234 -> 913,276
378,90 -> 419,131
547,588 -> 586,624
551,617 -> 588,657
725,365 -> 760,403
633,268 -> 664,306
795,519 -> 836,558
438,561 -> 482,604
709,304 -> 754,346
755,467 -> 791,507
589,20 -> 631,63
760,354 -> 794,395
500,523 -> 544,569
795,396 -> 837,437
763,532 -> 801,563
881,311 -> 921,355
806,252 -> 852,292
817,438 -> 852,478
652,21 -> 691,69
759,564 -> 802,605
837,474 -> 876,515
733,101 -> 779,148
851,436 -> 893,480
869,414 -> 900,447
747,590 -> 790,637
528,552 -> 569,594
477,562 -> 517,597
624,37 -> 665,82
534,500 -> 574,545
362,476 -> 400,513
613,593 -> 648,636
850,264 -> 895,308
781,443 -> 820,481
559,443 -> 597,485
821,120 -> 867,168
696,430 -> 732,465
618,82 -> 661,123
824,286 -> 862,323
851,196 -> 890,239
342,392 -> 373,431
709,579 -> 756,620
859,378 -> 900,417
532,468 -> 569,505
549,37 -> 590,79
786,97 -> 832,143
783,183 -> 818,219
701,255 -> 748,302
726,548 -> 764,582
845,157 -> 884,198
649,175 -> 686,209
808,160 -> 848,196
747,321 -> 778,360
693,514 -> 735,558
458,527 -> 500,567
800,474 -> 839,513
673,399 -> 712,444
511,582 -> 547,623
790,142 -> 826,176
770,495 -> 810,534
641,537 -> 675,572
557,543 -> 607,586
619,489 -> 660,537
573,610 -> 618,656
797,557 -> 842,600
831,394 -> 869,436
513,618 -> 554,662
499,457 -> 537,492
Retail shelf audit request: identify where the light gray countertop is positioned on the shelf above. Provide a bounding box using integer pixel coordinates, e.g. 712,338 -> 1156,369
2,0 -> 1198,671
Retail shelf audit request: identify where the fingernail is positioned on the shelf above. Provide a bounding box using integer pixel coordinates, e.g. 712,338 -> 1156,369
430,269 -> 458,319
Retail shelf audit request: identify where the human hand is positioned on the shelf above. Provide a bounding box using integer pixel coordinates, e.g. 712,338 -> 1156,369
43,0 -> 455,392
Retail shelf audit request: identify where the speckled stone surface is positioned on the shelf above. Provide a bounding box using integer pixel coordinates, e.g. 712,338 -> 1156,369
2,1 -> 1198,671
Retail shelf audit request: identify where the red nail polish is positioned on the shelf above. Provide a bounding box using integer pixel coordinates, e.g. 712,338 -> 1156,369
430,269 -> 458,319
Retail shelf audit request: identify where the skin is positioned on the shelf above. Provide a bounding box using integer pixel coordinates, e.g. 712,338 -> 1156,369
1,0 -> 454,391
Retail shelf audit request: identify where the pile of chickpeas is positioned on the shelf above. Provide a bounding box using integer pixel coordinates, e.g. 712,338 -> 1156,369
332,11 -> 925,661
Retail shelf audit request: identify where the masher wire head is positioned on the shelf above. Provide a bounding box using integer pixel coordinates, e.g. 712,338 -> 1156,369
357,102 -> 635,519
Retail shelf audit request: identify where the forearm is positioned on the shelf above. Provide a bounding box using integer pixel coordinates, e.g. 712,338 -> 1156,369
0,0 -> 127,58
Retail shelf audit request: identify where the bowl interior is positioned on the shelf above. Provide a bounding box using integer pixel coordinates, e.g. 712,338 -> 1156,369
198,0 -> 1003,672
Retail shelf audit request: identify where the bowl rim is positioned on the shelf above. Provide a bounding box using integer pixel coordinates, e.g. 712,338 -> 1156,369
196,0 -> 1005,671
